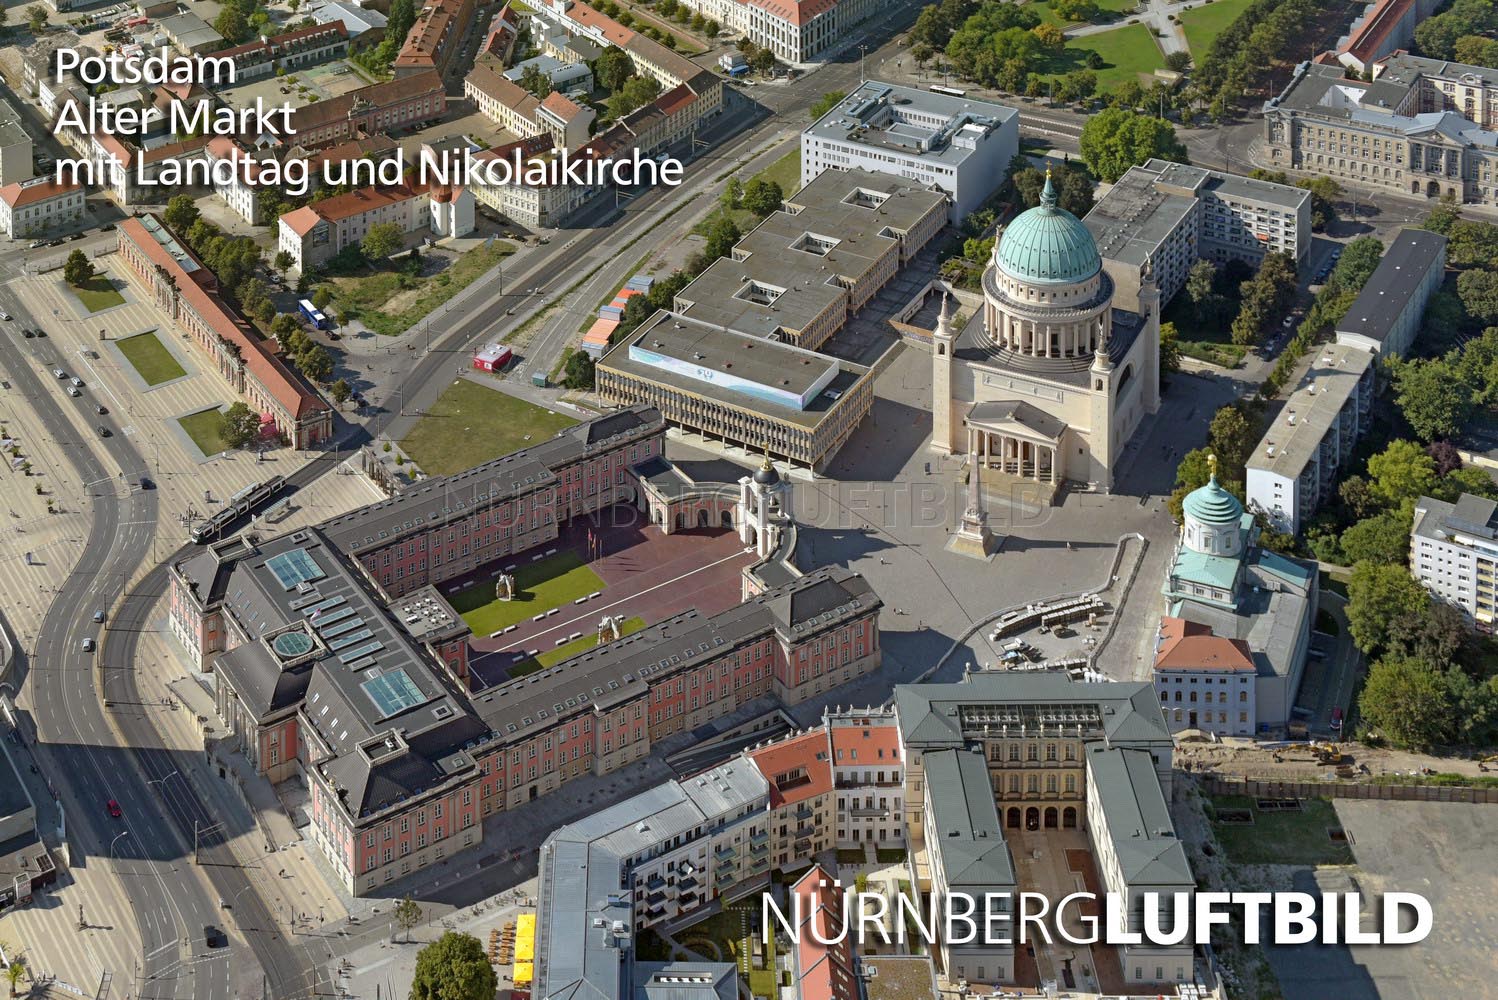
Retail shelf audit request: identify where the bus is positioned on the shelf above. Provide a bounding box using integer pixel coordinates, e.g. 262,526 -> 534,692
929,85 -> 968,98
190,476 -> 288,543
298,298 -> 329,331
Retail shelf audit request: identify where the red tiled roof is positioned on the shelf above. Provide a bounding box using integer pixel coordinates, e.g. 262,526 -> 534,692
280,205 -> 323,237
747,730 -> 832,808
292,70 -> 444,134
540,91 -> 583,121
1154,617 -> 1254,672
118,216 -> 328,421
828,720 -> 901,766
299,183 -> 426,224
748,0 -> 836,26
0,178 -> 81,208
1340,0 -> 1412,63
791,866 -> 859,1000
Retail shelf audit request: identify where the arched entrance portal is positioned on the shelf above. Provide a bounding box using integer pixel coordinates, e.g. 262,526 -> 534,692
1025,807 -> 1040,831
698,509 -> 710,528
1006,807 -> 1021,829
1044,807 -> 1058,829
1063,806 -> 1077,829
721,510 -> 733,528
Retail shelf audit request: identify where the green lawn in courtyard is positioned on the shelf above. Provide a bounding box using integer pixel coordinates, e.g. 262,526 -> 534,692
509,616 -> 648,676
1051,23 -> 1167,91
116,330 -> 186,386
178,408 -> 228,457
1178,0 -> 1254,59
399,379 -> 576,476
68,276 -> 126,313
1162,292 -> 1249,368
449,551 -> 607,637
1209,795 -> 1354,866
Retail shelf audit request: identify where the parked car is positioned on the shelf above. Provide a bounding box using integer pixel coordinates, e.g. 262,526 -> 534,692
93,610 -> 105,622
100,223 -> 116,232
68,232 -> 84,241
0,312 -> 10,321
66,386 -> 79,397
70,376 -> 83,387
95,404 -> 107,414
1330,706 -> 1344,732
22,328 -> 34,338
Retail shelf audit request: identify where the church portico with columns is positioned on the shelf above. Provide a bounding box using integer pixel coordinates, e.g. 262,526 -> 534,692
931,171 -> 1161,495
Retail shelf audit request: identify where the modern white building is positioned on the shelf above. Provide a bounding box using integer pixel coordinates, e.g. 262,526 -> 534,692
0,178 -> 86,238
802,81 -> 1018,223
1245,343 -> 1375,535
1411,492 -> 1498,624
1335,228 -> 1447,357
1085,158 -> 1312,309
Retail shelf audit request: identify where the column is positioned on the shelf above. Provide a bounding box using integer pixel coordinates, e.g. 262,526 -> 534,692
1050,445 -> 1057,485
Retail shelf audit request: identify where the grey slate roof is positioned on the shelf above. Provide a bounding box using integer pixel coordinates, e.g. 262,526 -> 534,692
320,405 -> 664,554
1413,492 -> 1498,543
1084,746 -> 1192,887
1335,229 -> 1447,346
894,674 -> 1172,750
922,748 -> 1014,889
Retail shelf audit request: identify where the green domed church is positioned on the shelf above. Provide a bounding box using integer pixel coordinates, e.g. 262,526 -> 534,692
931,170 -> 1161,493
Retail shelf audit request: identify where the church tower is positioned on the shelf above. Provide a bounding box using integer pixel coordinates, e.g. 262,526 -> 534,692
931,290 -> 956,454
1088,306 -> 1115,491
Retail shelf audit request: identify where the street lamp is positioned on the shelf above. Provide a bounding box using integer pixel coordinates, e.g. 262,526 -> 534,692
146,769 -> 180,793
110,829 -> 130,867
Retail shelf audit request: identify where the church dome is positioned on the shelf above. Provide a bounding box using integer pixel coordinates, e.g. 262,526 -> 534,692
1182,472 -> 1243,525
993,171 -> 1101,286
753,456 -> 780,487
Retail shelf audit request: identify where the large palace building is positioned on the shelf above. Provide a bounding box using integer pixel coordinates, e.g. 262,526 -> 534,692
932,172 -> 1160,493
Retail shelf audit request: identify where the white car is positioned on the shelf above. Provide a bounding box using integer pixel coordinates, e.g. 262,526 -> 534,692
66,386 -> 79,397
70,376 -> 83,387
52,368 -> 65,378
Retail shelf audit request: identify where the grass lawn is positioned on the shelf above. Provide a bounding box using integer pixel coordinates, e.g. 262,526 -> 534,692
1025,0 -> 1138,26
116,330 -> 186,386
400,379 -> 576,476
68,276 -> 126,313
449,551 -> 606,636
694,149 -> 804,237
1209,795 -> 1354,866
1163,293 -> 1248,368
1177,0 -> 1255,59
509,616 -> 647,675
1044,23 -> 1167,91
677,907 -> 773,996
178,408 -> 228,457
875,847 -> 909,864
326,241 -> 515,337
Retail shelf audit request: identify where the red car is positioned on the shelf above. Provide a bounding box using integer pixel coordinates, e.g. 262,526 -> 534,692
1330,707 -> 1344,733
106,799 -> 122,818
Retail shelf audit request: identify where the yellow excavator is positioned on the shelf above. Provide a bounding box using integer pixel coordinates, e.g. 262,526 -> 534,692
1478,755 -> 1498,772
1310,742 -> 1348,764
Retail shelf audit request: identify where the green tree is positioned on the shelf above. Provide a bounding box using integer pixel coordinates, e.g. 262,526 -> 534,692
562,350 -> 596,389
5,957 -> 26,998
1453,34 -> 1498,68
387,0 -> 417,42
703,214 -> 740,260
809,90 -> 846,120
1206,403 -> 1259,482
594,48 -> 633,93
63,248 -> 94,287
311,286 -> 333,310
720,177 -> 743,212
1345,560 -> 1430,654
1294,175 -> 1341,230
298,344 -> 334,383
1011,162 -> 1094,216
164,194 -> 200,234
360,221 -> 404,262
1457,269 -> 1498,326
330,378 -> 352,404
410,932 -> 496,1000
1338,505 -> 1414,566
219,401 -> 261,449
272,313 -> 301,351
609,75 -> 661,117
1358,656 -> 1452,749
274,249 -> 294,273
1164,50 -> 1192,73
395,894 -> 422,942
1392,357 -> 1476,442
1032,22 -> 1065,49
1159,320 -> 1181,374
1079,108 -> 1187,183
213,6 -> 251,42
1051,0 -> 1098,20
1367,439 -> 1437,506
1446,219 -> 1498,268
740,178 -> 783,217
519,63 -> 552,100
26,4 -> 45,33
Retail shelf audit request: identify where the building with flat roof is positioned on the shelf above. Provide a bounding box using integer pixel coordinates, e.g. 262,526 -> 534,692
309,0 -> 388,43
160,12 -> 225,54
1245,343 -> 1375,535
0,738 -> 54,910
1263,54 -> 1498,208
0,99 -> 33,186
599,313 -> 876,471
1085,158 -> 1311,311
801,81 -> 1018,222
1335,228 -> 1446,357
1411,492 -> 1498,624
894,673 -> 1190,989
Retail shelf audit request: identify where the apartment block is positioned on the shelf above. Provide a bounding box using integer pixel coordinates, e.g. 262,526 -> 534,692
1085,158 -> 1311,311
1334,228 -> 1447,357
277,183 -> 475,273
1245,343 -> 1375,535
1411,492 -> 1498,624
0,178 -> 85,238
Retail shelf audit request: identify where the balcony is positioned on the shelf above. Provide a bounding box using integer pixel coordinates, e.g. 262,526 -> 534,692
794,825 -> 816,840
794,837 -> 814,853
714,845 -> 737,860
794,804 -> 815,821
850,806 -> 888,818
749,830 -> 769,845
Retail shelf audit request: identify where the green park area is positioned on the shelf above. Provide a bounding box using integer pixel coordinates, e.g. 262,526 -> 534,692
116,330 -> 186,386
1027,0 -> 1138,27
509,615 -> 648,676
1162,295 -> 1248,368
400,379 -> 576,476
1053,23 -> 1167,90
1209,796 -> 1354,866
1178,0 -> 1255,58
178,407 -> 228,457
324,240 -> 514,337
450,551 -> 607,636
698,148 -> 803,237
68,275 -> 127,313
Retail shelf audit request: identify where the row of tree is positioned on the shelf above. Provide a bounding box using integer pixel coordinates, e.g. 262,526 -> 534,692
1188,0 -> 1318,121
1227,251 -> 1296,346
352,0 -> 417,76
1259,235 -> 1383,398
1412,0 -> 1498,67
1077,108 -> 1187,183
